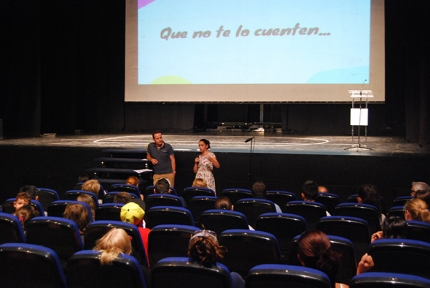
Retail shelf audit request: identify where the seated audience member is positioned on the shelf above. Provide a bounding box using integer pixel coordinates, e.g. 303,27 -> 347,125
94,228 -> 132,265
20,185 -> 38,200
77,194 -> 96,221
188,230 -> 245,288
153,178 -> 171,194
357,184 -> 385,226
13,192 -> 32,216
301,180 -> 331,216
318,186 -> 329,193
214,196 -> 254,230
298,230 -> 374,288
64,203 -> 91,238
414,189 -> 430,208
192,178 -> 208,188
120,201 -> 150,258
371,216 -> 407,242
113,192 -> 133,204
15,205 -> 39,234
251,181 -> 282,213
73,172 -> 90,190
410,181 -> 429,197
125,176 -> 144,200
82,179 -> 103,201
404,198 -> 430,223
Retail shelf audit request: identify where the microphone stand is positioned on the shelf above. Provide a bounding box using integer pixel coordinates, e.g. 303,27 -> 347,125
245,137 -> 254,182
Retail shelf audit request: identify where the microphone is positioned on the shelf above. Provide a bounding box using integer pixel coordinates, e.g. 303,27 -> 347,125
360,79 -> 367,96
245,137 -> 254,143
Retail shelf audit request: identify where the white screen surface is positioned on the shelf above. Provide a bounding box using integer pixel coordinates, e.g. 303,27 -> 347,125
125,0 -> 385,102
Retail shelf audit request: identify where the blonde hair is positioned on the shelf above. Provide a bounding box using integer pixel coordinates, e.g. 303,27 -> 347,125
192,178 -> 208,188
125,176 -> 140,186
82,180 -> 100,194
404,198 -> 430,223
77,194 -> 96,220
94,228 -> 132,265
64,203 -> 90,234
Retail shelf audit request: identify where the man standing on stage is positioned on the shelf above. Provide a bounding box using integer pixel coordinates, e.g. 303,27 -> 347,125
146,131 -> 176,187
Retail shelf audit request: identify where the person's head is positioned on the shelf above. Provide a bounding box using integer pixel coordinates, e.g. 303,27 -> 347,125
214,196 -> 233,210
77,194 -> 96,220
297,230 -> 340,284
381,216 -> 407,239
16,205 -> 39,231
125,176 -> 140,187
113,192 -> 132,204
78,172 -> 90,183
357,184 -> 381,211
14,192 -> 31,212
154,178 -> 170,194
20,185 -> 38,200
318,186 -> 329,193
302,180 -> 318,201
94,228 -> 132,265
198,139 -> 211,152
81,179 -> 100,194
152,131 -> 164,147
188,230 -> 226,267
64,203 -> 91,234
251,181 -> 267,199
120,202 -> 145,227
411,181 -> 429,197
404,198 -> 430,223
192,178 -> 208,188
414,190 -> 430,208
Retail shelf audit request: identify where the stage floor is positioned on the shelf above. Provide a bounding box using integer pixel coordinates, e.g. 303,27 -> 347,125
1,132 -> 429,156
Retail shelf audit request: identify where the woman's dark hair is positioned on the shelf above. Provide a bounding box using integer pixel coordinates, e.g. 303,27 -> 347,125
382,216 -> 407,239
357,184 -> 382,212
188,232 -> 226,267
199,139 -> 211,149
298,230 -> 340,285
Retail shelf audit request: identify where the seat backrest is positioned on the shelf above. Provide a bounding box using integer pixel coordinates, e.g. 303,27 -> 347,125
145,185 -> 177,197
315,192 -> 340,215
0,212 -> 26,244
67,250 -> 147,288
282,200 -> 327,229
63,190 -> 99,209
287,234 -> 357,284
145,194 -> 184,210
108,183 -> 141,198
368,238 -> 430,279
35,187 -> 60,211
25,216 -> 83,262
246,264 -> 332,288
255,212 -> 307,262
148,224 -> 199,267
151,257 -> 231,288
387,206 -> 405,219
350,272 -> 430,288
84,220 -> 148,267
218,229 -> 282,277
347,194 -> 387,215
234,198 -> 276,228
2,198 -> 45,216
393,196 -> 413,207
334,203 -> 381,234
188,196 -> 217,225
220,188 -> 252,205
406,220 -> 430,244
47,200 -> 93,221
199,209 -> 249,235
102,191 -> 137,203
0,243 -> 66,288
316,216 -> 370,261
95,203 -> 124,221
145,206 -> 194,229
266,190 -> 297,208
181,187 -> 216,206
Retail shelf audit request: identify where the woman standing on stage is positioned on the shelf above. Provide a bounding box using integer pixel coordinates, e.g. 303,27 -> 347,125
193,139 -> 220,194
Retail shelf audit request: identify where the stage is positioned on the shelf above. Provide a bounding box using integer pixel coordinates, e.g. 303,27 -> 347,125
0,133 -> 429,205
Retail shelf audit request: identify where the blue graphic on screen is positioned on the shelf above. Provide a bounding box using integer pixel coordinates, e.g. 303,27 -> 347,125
138,0 -> 370,84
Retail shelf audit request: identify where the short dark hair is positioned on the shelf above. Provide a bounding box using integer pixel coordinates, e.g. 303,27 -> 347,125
155,178 -> 170,194
302,180 -> 318,200
152,131 -> 162,138
199,139 -> 211,149
251,181 -> 266,198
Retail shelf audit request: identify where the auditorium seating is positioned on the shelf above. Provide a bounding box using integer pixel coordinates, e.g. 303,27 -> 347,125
266,190 -> 296,208
187,196 -> 217,225
350,272 -> 430,288
234,198 -> 276,228
62,190 -> 99,209
282,200 -> 327,229
145,206 -> 194,229
406,220 -> 430,244
0,212 -> 26,244
2,198 -> 45,216
35,187 -> 60,211
95,203 -> 124,221
334,203 -> 381,234
47,200 -> 94,221
108,183 -> 141,198
315,192 -> 340,215
181,187 -> 216,206
219,188 -> 252,205
145,193 -> 185,210
199,209 -> 249,235
102,191 -> 137,203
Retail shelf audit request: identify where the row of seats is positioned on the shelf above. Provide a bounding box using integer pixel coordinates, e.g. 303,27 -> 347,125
1,233 -> 430,287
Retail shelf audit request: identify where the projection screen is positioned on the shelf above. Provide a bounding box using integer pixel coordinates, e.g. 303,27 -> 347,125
125,0 -> 385,102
